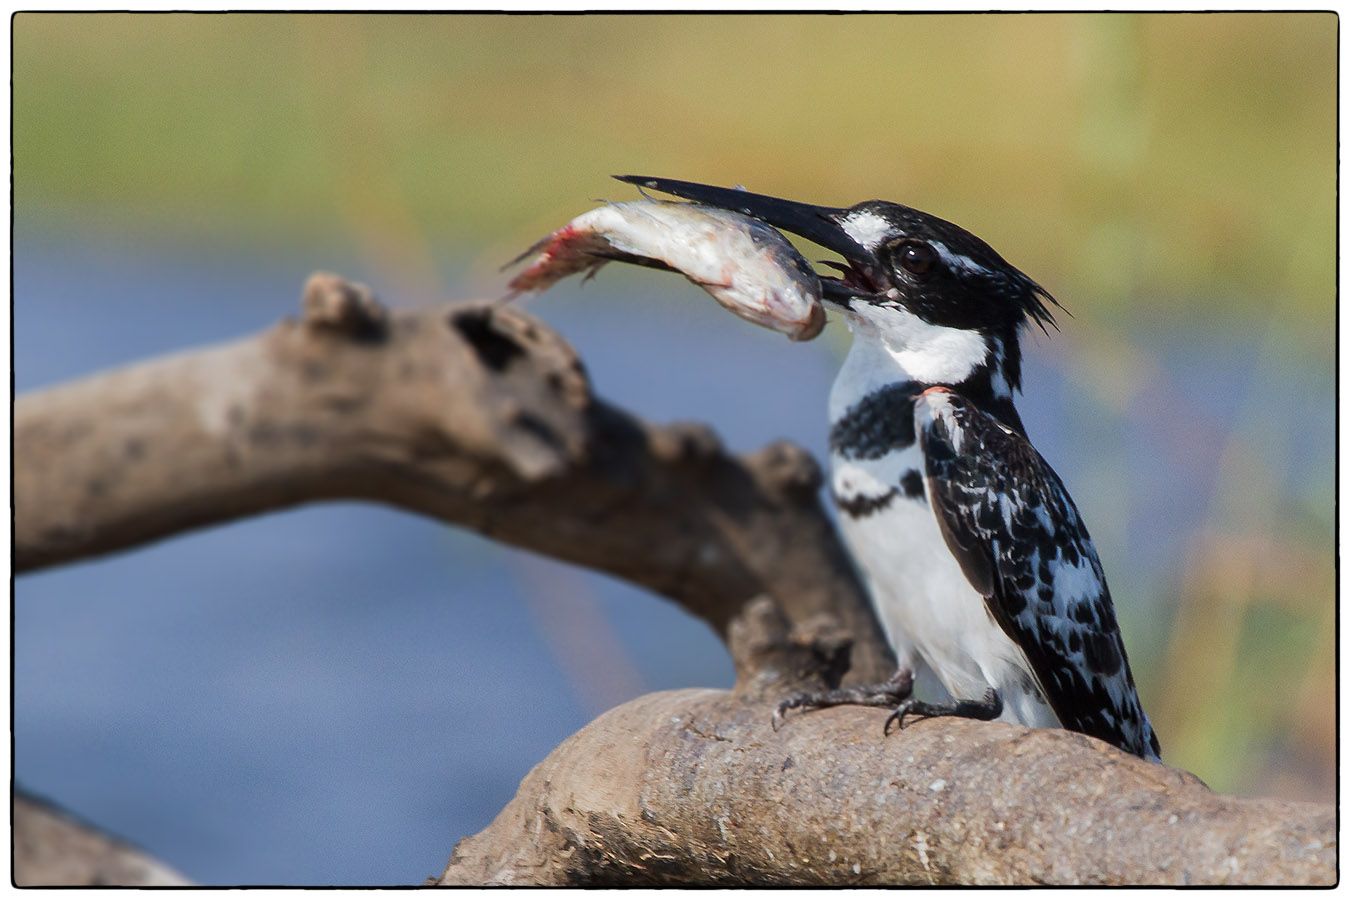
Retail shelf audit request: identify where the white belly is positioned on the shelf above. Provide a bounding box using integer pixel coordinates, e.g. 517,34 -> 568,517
833,450 -> 1060,729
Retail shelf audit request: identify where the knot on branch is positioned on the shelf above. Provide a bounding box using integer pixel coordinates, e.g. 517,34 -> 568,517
649,421 -> 724,467
729,597 -> 853,699
746,440 -> 823,497
449,305 -> 591,411
301,272 -> 387,339
424,303 -> 598,484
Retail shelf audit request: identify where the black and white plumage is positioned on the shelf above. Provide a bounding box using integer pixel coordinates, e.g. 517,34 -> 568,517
918,387 -> 1160,758
616,176 -> 1161,761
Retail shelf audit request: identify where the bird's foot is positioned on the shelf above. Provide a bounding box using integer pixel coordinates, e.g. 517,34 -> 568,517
883,688 -> 1003,735
772,667 -> 914,731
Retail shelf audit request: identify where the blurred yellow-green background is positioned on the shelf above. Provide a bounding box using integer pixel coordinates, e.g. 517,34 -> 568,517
15,13 -> 1335,886
17,14 -> 1335,326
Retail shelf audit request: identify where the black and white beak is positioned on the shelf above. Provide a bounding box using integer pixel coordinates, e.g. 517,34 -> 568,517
613,175 -> 890,306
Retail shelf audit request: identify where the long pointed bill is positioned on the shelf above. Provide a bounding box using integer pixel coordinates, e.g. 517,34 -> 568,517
613,175 -> 884,303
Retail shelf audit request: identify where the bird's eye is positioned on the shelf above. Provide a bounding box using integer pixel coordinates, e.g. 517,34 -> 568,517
891,240 -> 938,278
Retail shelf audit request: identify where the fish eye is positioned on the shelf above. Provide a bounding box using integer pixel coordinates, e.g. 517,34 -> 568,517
889,240 -> 938,278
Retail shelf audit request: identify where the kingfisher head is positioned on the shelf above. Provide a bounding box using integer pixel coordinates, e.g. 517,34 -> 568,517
615,176 -> 1060,395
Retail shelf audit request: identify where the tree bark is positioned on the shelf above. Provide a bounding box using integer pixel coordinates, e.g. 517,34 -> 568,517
13,792 -> 191,887
15,274 -> 1335,886
438,599 -> 1335,886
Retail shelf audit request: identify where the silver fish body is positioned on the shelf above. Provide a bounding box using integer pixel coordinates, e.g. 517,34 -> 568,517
507,199 -> 826,341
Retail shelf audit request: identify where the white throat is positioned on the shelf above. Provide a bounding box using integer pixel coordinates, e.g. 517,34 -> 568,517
828,306 -> 991,422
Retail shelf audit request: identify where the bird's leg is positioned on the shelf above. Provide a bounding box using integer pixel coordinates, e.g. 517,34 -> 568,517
772,667 -> 914,731
884,688 -> 1003,735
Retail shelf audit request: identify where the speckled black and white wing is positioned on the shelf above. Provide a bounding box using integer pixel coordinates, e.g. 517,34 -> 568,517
916,389 -> 1161,761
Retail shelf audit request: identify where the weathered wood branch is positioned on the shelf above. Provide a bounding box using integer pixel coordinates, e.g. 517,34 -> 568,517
16,274 -> 1334,886
15,272 -> 893,681
438,599 -> 1335,886
13,791 -> 191,887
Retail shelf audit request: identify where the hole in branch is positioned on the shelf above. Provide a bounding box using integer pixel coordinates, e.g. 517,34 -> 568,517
451,310 -> 526,372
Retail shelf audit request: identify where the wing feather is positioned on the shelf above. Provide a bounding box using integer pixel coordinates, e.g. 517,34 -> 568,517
917,390 -> 1160,760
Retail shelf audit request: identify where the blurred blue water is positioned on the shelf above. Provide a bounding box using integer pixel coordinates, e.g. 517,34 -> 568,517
14,218 -> 1333,884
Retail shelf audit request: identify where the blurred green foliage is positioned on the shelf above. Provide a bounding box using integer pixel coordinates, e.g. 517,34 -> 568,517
14,12 -> 1335,341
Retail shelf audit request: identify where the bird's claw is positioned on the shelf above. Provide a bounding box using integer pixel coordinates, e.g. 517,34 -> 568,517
771,694 -> 810,732
770,667 -> 917,733
882,688 -> 1004,736
883,700 -> 919,736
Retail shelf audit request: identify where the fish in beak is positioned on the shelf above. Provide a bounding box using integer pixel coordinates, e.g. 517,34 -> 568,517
613,175 -> 891,307
505,191 -> 828,340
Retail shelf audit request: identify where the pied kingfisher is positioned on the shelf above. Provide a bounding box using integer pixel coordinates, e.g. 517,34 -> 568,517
616,175 -> 1161,761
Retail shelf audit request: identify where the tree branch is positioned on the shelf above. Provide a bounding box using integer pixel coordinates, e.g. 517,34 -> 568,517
14,272 -> 893,681
437,600 -> 1335,886
17,273 -> 1332,886
13,791 -> 190,887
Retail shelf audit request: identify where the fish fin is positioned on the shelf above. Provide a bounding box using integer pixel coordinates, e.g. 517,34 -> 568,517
580,261 -> 608,285
502,233 -> 555,272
